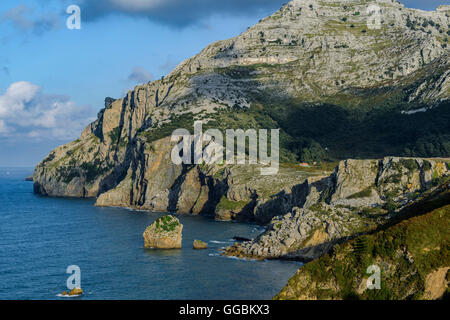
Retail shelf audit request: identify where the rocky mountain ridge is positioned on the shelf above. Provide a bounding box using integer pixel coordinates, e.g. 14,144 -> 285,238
33,0 -> 449,237
34,0 -> 449,201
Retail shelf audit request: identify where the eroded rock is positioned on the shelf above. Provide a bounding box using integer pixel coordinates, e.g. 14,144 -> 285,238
143,215 -> 183,249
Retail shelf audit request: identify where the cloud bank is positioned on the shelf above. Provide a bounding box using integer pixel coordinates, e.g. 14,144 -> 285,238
0,81 -> 95,140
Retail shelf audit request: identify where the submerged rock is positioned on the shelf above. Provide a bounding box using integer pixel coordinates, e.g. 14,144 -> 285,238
193,240 -> 208,250
143,215 -> 183,249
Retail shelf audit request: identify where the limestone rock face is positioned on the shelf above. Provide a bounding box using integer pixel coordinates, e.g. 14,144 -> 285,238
143,215 -> 183,249
33,0 -> 449,206
225,157 -> 450,261
224,205 -> 363,261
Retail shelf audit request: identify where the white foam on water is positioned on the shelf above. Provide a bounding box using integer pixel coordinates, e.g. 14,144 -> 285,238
225,256 -> 257,262
56,293 -> 81,298
208,253 -> 220,257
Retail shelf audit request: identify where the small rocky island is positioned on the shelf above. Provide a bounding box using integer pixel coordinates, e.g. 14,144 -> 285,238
143,215 -> 183,249
193,240 -> 208,250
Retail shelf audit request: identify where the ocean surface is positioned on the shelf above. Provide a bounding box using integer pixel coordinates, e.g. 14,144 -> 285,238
0,167 -> 302,300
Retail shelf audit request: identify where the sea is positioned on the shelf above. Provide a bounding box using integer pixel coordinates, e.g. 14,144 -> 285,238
0,167 -> 302,300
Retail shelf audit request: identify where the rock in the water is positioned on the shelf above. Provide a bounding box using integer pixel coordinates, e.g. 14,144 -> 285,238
193,240 -> 208,250
25,175 -> 33,182
68,288 -> 83,296
143,215 -> 183,249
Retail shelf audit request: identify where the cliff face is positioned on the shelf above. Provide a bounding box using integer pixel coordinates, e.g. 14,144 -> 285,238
34,0 -> 449,220
224,157 -> 450,261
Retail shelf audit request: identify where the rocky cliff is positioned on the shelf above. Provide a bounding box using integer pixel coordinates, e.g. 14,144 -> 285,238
34,0 -> 449,222
274,182 -> 450,300
224,157 -> 450,261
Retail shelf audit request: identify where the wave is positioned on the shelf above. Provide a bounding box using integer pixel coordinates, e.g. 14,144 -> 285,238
210,240 -> 233,244
225,256 -> 257,262
56,293 -> 82,298
208,253 -> 220,257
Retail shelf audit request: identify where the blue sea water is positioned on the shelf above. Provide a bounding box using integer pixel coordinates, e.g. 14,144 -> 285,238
0,167 -> 302,300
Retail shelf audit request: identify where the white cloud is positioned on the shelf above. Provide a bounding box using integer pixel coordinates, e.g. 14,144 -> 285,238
0,81 -> 39,117
0,81 -> 95,140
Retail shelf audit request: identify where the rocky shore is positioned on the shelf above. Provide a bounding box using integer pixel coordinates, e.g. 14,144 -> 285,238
223,158 -> 450,261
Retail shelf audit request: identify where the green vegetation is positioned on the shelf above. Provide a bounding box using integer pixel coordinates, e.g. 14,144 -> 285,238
109,127 -> 121,143
383,198 -> 398,212
399,159 -> 418,172
41,152 -> 56,165
138,58 -> 450,164
80,160 -> 114,184
57,167 -> 80,184
276,201 -> 450,300
353,236 -> 370,264
155,215 -> 180,233
216,195 -> 249,212
138,112 -> 195,143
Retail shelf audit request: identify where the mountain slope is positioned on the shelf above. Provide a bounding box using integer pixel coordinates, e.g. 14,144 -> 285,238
34,0 -> 449,207
274,183 -> 450,300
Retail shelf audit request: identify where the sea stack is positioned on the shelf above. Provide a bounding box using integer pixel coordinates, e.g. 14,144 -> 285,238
143,215 -> 183,249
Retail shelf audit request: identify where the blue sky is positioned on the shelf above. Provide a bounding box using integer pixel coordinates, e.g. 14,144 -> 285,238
0,0 -> 447,167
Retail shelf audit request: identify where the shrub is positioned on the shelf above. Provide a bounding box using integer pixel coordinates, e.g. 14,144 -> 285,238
383,199 -> 398,212
109,126 -> 121,143
399,159 -> 418,171
155,215 -> 180,233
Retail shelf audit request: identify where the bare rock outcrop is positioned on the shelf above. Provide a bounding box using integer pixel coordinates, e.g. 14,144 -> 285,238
224,157 -> 450,261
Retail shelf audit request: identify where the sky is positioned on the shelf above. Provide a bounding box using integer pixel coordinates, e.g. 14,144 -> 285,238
0,0 -> 447,167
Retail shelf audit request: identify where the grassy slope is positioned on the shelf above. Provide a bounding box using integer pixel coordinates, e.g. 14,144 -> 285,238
274,184 -> 450,300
